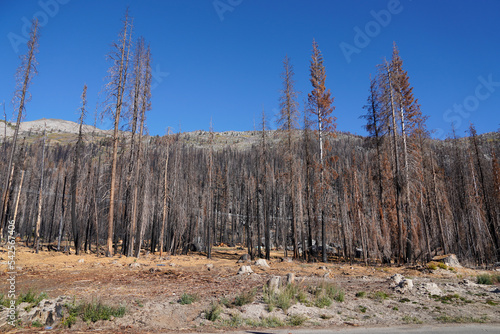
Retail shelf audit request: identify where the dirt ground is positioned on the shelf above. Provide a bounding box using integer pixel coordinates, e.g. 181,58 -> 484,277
0,244 -> 499,333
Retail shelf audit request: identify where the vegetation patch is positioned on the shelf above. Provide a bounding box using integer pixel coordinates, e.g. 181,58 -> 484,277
233,288 -> 256,306
431,293 -> 472,305
370,291 -> 388,302
0,290 -> 48,311
476,274 -> 500,285
63,299 -> 125,327
179,292 -> 198,305
402,315 -> 422,324
288,314 -> 308,326
355,291 -> 366,298
205,302 -> 222,322
436,314 -> 489,323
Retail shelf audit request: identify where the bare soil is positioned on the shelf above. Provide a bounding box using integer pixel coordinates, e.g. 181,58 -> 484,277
0,245 -> 499,333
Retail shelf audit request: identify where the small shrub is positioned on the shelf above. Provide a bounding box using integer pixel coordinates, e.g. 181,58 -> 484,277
370,291 -> 388,302
359,306 -> 367,313
288,314 -> 308,326
335,290 -> 345,302
179,293 -> 198,305
399,298 -> 411,303
205,302 -> 222,322
392,306 -> 399,311
225,314 -> 243,327
0,294 -> 9,308
260,316 -> 284,328
320,314 -> 332,319
18,290 -> 48,306
403,315 -> 422,324
80,302 -> 126,323
64,299 -> 125,324
297,290 -> 309,304
436,314 -> 488,323
62,313 -> 77,328
31,320 -> 43,328
315,295 -> 332,308
427,263 -> 438,270
276,291 -> 292,311
486,300 -> 498,306
234,289 -> 256,306
477,274 -> 493,285
220,297 -> 231,308
355,291 -> 366,298
437,262 -> 448,270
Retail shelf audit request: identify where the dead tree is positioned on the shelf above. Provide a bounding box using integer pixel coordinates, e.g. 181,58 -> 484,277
1,19 -> 39,236
104,10 -> 132,257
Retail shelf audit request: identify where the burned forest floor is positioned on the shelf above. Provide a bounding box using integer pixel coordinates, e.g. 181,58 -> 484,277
0,244 -> 499,333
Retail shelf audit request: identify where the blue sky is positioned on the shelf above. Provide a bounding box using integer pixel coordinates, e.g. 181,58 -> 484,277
0,0 -> 499,138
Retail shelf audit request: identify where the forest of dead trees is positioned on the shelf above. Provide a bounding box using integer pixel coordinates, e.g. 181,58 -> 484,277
1,16 -> 499,266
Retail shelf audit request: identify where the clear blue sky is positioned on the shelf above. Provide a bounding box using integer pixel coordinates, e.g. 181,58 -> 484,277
1,0 -> 499,138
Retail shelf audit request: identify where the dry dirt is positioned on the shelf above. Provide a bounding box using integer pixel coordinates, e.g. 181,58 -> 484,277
0,244 -> 499,333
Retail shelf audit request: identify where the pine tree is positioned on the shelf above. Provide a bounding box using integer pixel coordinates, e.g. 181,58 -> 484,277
308,40 -> 335,262
71,84 -> 87,255
1,19 -> 40,235
277,55 -> 300,258
104,10 -> 133,257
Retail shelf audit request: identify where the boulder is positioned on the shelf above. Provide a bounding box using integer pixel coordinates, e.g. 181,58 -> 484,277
77,258 -> 85,264
396,279 -> 413,293
432,254 -> 461,268
390,273 -> 405,285
238,265 -> 253,275
460,279 -> 477,287
254,259 -> 270,268
129,262 -> 141,268
29,297 -> 68,327
417,282 -> 442,296
206,263 -> 214,271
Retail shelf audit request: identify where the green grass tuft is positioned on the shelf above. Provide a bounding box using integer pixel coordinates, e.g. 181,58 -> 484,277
234,288 -> 256,306
476,274 -> 499,285
355,291 -> 366,298
370,291 -> 389,302
403,315 -> 423,324
179,292 -> 198,305
205,302 -> 222,322
63,299 -> 125,326
288,314 -> 308,326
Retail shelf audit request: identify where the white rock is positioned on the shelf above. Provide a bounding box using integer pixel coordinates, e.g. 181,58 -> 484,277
418,282 -> 442,296
390,273 -> 405,285
254,259 -> 270,268
238,265 -> 254,275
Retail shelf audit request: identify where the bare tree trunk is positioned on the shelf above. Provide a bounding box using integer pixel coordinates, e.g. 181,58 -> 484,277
12,170 -> 24,223
34,128 -> 46,253
57,175 -> 67,251
106,12 -> 131,257
160,150 -> 169,256
1,19 -> 39,236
